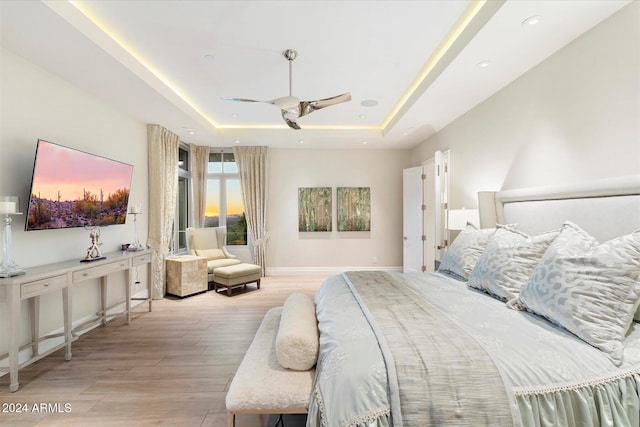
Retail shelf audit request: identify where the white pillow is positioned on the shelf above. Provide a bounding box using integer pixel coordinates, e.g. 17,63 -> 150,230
468,226 -> 559,301
275,293 -> 319,371
509,222 -> 640,365
194,248 -> 225,260
438,223 -> 500,280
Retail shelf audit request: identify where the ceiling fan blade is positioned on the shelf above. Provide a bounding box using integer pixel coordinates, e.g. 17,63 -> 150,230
223,96 -> 301,114
221,97 -> 263,103
282,110 -> 301,130
299,92 -> 351,117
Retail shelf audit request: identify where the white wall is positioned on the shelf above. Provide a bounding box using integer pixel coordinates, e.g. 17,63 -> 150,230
0,48 -> 149,359
267,148 -> 410,274
410,2 -> 640,210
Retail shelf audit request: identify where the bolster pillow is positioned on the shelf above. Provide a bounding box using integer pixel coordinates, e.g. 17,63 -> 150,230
275,293 -> 319,371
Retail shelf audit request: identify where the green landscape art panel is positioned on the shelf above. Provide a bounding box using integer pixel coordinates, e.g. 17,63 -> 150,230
337,187 -> 371,231
298,187 -> 332,232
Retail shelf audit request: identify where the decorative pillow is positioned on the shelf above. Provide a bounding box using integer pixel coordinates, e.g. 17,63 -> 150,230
508,222 -> 640,365
438,223 -> 500,280
194,248 -> 225,261
276,293 -> 319,371
468,226 -> 559,301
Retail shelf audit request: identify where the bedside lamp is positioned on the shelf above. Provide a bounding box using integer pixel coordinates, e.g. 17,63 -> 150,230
128,203 -> 144,251
0,196 -> 25,277
448,208 -> 480,230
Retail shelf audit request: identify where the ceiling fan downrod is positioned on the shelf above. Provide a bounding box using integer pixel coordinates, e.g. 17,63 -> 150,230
283,49 -> 297,97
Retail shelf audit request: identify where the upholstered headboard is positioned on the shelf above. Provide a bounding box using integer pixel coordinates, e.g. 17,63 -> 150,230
479,175 -> 640,242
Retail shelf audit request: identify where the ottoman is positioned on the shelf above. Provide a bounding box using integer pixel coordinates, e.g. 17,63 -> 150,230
213,263 -> 261,296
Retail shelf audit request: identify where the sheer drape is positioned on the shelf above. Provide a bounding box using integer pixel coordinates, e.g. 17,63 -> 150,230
191,144 -> 210,228
234,146 -> 269,276
146,124 -> 179,299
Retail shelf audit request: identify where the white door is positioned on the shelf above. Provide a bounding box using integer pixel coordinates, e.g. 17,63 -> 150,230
422,158 -> 436,272
402,166 -> 423,273
433,150 -> 450,262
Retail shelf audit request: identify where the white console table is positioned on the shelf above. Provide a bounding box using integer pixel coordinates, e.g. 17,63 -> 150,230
0,249 -> 152,392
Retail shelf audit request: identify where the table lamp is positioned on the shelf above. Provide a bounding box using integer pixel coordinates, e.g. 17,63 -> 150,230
0,196 -> 25,277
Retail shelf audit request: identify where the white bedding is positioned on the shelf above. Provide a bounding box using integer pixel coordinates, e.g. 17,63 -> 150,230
308,271 -> 640,427
400,272 -> 640,383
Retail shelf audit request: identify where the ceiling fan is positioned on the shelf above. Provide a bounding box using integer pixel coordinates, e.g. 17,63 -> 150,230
224,49 -> 351,130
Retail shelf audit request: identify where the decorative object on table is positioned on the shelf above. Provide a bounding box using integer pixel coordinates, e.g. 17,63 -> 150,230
337,187 -> 371,231
0,196 -> 25,277
128,203 -> 144,251
298,187 -> 332,232
81,226 -> 105,262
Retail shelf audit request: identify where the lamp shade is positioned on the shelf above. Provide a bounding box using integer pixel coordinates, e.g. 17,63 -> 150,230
448,209 -> 479,230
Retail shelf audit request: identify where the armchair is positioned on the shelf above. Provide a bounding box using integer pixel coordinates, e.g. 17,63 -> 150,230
185,227 -> 242,282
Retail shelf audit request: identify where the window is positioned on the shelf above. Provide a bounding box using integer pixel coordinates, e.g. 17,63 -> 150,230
175,144 -> 191,252
206,150 -> 247,245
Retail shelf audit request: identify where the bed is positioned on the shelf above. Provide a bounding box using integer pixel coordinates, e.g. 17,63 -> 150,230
307,175 -> 640,427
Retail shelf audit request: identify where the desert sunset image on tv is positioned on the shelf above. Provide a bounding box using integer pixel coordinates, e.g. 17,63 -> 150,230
26,140 -> 134,231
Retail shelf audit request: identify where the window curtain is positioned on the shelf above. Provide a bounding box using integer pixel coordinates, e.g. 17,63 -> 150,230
146,124 -> 179,299
191,144 -> 210,228
234,146 -> 269,276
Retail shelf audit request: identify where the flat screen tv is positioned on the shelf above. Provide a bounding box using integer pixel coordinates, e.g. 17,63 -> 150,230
26,139 -> 134,231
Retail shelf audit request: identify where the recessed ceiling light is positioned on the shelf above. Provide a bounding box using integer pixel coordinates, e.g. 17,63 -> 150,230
359,114 -> 366,119
235,140 -> 240,144
299,140 -> 304,144
522,15 -> 541,27
188,131 -> 195,135
362,141 -> 368,145
232,114 -> 238,118
477,60 -> 491,68
204,54 -> 215,62
360,99 -> 378,107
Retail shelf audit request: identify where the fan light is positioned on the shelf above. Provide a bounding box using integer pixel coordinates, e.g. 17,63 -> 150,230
522,15 -> 541,27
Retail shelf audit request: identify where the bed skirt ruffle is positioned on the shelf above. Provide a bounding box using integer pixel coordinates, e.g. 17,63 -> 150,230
306,387 -> 392,427
513,368 -> 640,427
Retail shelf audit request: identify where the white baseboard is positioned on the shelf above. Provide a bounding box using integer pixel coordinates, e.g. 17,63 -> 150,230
266,266 -> 403,276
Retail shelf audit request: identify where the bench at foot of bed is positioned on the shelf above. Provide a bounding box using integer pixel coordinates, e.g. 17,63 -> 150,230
225,306 -> 316,427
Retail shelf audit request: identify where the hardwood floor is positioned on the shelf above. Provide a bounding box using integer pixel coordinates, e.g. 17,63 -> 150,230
0,276 -> 326,427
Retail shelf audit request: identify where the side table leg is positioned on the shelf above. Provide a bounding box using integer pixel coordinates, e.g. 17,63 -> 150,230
29,296 -> 40,357
100,276 -> 107,325
125,268 -> 131,325
7,285 -> 20,392
62,286 -> 72,361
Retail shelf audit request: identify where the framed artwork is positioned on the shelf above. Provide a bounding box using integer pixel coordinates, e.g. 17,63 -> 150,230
298,187 -> 332,232
337,187 -> 371,231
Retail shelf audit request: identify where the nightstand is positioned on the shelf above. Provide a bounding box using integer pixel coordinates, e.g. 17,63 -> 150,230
166,255 -> 207,297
